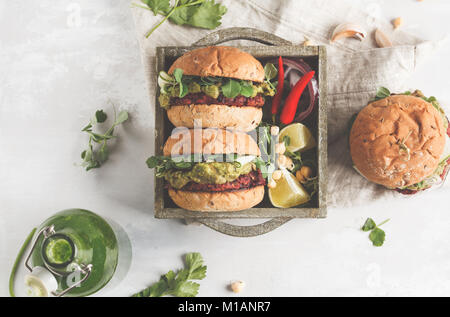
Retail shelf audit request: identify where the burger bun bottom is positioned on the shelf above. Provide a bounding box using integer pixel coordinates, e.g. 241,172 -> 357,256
168,185 -> 265,212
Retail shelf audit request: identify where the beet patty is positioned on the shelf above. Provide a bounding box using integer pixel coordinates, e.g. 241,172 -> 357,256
171,93 -> 265,108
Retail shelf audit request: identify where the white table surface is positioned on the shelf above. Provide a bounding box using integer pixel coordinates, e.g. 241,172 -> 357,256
1,0 -> 450,297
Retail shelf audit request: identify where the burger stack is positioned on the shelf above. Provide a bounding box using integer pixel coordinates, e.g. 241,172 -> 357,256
154,46 -> 272,211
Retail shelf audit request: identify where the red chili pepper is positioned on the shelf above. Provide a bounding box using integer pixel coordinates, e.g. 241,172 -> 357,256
280,71 -> 315,125
271,56 -> 285,120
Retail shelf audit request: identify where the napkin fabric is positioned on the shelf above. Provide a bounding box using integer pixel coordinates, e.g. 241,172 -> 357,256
131,0 -> 441,208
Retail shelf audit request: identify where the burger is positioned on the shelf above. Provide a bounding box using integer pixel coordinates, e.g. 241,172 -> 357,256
349,90 -> 450,194
146,128 -> 266,211
157,46 -> 275,132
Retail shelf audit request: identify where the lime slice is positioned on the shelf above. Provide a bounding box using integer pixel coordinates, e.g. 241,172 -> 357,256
278,123 -> 316,153
269,169 -> 311,208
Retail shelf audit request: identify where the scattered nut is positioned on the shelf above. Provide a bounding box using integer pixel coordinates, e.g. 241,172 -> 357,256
331,23 -> 366,42
392,17 -> 403,29
268,179 -> 277,189
300,166 -> 314,179
272,170 -> 282,181
375,29 -> 393,48
231,281 -> 245,293
302,36 -> 312,46
275,142 -> 286,155
296,170 -> 306,183
277,154 -> 287,167
277,155 -> 293,169
270,126 -> 280,136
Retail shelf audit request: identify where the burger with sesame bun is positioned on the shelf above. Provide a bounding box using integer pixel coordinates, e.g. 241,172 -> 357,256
157,46 -> 276,132
349,89 -> 450,195
146,128 -> 266,211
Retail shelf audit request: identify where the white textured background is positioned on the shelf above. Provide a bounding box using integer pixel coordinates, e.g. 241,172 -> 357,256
1,0 -> 450,297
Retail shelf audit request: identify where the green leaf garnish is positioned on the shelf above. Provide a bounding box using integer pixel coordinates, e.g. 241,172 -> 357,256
374,87 -> 391,101
282,135 -> 291,146
369,228 -> 386,247
221,79 -> 241,98
362,218 -> 376,232
131,252 -> 207,297
362,218 -> 390,247
136,0 -> 227,39
81,108 -> 129,171
264,63 -> 277,81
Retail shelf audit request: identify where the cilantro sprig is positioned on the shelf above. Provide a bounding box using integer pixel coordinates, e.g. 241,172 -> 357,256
81,109 -> 129,171
132,252 -> 207,297
134,0 -> 227,38
362,218 -> 390,247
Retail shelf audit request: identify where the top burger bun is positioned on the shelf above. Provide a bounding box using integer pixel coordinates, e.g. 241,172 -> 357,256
163,128 -> 261,157
168,46 -> 265,82
350,95 -> 446,188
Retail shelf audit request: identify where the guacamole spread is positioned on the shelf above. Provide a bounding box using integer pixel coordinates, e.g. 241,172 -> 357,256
164,162 -> 253,189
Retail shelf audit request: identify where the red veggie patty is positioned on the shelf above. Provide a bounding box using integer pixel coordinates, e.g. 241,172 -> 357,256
171,93 -> 265,108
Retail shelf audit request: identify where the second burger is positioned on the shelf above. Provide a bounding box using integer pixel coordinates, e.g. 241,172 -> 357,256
147,128 -> 266,211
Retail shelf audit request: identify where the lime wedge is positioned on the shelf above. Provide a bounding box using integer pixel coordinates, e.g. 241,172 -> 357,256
278,123 -> 316,153
269,169 -> 311,208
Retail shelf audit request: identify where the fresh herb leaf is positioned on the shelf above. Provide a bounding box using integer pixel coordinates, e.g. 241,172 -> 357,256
141,0 -> 171,15
239,81 -> 254,98
81,109 -> 129,171
115,110 -> 129,125
188,0 -> 227,29
362,218 -> 390,247
264,63 -> 277,81
173,68 -> 183,83
362,218 -> 376,232
172,68 -> 189,98
221,79 -> 241,98
375,87 -> 391,101
95,110 -> 108,123
369,228 -> 386,247
282,135 -> 291,146
138,0 -> 227,38
132,252 -> 207,297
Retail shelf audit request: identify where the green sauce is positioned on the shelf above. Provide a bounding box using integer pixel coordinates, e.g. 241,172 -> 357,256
45,238 -> 73,265
165,162 -> 253,189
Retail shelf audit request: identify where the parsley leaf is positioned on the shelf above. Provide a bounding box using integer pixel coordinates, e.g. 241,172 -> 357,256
369,228 -> 386,247
188,0 -> 227,29
132,252 -> 207,297
361,218 -> 376,232
141,0 -> 171,15
137,0 -> 227,38
362,218 -> 390,247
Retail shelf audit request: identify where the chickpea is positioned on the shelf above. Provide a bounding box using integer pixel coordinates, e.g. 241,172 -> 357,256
277,154 -> 287,167
272,170 -> 282,181
270,126 -> 280,136
275,142 -> 286,155
296,170 -> 306,183
300,166 -> 314,179
230,281 -> 245,293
